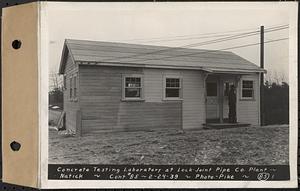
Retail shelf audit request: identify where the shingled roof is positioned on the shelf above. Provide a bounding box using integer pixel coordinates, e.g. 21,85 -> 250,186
59,39 -> 266,74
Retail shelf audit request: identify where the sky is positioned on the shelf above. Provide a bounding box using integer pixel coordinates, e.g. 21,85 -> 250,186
45,2 -> 294,88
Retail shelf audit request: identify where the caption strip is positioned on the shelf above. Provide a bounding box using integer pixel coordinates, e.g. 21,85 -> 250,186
48,165 -> 289,181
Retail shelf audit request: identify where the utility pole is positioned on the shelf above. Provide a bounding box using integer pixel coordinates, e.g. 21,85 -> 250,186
260,26 -> 264,126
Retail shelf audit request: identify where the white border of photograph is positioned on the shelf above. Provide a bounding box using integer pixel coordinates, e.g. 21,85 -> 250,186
39,2 -> 298,189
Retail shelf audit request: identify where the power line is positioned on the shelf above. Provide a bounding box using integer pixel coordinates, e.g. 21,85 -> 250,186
101,30 -> 260,62
132,37 -> 289,63
121,24 -> 288,43
179,26 -> 288,49
101,25 -> 288,62
140,33 -> 247,44
119,26 -> 260,42
221,37 -> 289,51
138,24 -> 289,44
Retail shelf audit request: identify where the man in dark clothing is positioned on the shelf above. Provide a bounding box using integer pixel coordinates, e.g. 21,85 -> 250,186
228,85 -> 237,123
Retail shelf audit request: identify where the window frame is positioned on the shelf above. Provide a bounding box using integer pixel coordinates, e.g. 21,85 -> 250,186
69,74 -> 78,102
63,75 -> 67,90
73,75 -> 77,99
163,75 -> 183,100
69,77 -> 73,100
240,80 -> 255,100
122,74 -> 144,101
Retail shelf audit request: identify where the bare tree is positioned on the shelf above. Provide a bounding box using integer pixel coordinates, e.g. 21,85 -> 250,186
273,71 -> 280,84
280,72 -> 286,84
49,71 -> 63,91
265,71 -> 272,84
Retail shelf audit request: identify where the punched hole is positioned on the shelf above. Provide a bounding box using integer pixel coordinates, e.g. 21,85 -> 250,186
12,40 -> 22,49
10,141 -> 21,151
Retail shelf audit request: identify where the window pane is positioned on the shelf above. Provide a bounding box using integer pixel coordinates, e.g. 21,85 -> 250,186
166,79 -> 171,87
206,82 -> 217,96
63,76 -> 67,89
135,77 -> 141,83
74,88 -> 77,97
242,90 -> 253,98
166,78 -> 180,88
242,81 -> 253,88
166,88 -> 180,98
125,88 -> 141,98
126,77 -> 141,87
70,88 -> 72,98
175,79 -> 180,87
69,78 -> 73,98
70,78 -> 72,88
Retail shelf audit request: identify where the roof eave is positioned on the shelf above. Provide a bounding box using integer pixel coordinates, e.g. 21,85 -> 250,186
211,68 -> 266,74
77,61 -> 267,74
58,40 -> 69,75
76,61 -> 218,73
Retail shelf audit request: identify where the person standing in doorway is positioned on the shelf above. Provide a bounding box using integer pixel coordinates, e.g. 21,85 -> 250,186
228,85 -> 237,123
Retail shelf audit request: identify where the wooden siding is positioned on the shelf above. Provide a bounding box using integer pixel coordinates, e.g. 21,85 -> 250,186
236,74 -> 260,125
117,102 -> 181,131
144,69 -> 163,102
182,70 -> 206,129
144,69 -> 182,102
63,53 -> 79,133
79,66 -> 182,134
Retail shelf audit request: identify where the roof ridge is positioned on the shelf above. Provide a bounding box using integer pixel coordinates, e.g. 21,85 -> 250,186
65,38 -> 233,54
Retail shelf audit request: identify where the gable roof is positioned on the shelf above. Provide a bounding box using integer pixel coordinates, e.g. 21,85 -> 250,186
59,39 -> 266,74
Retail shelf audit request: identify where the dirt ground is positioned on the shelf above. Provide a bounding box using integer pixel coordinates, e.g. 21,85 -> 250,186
48,125 -> 289,165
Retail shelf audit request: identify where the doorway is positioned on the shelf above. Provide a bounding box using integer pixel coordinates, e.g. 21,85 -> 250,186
205,75 -> 237,123
206,81 -> 219,122
223,81 -> 235,122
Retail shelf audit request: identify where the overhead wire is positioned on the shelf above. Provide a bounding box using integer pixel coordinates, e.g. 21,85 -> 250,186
100,25 -> 288,62
131,37 -> 289,63
120,24 -> 287,43
117,26 -> 261,42
137,24 -> 288,44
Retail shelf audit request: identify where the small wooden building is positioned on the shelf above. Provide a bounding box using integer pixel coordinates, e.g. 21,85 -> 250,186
58,39 -> 266,135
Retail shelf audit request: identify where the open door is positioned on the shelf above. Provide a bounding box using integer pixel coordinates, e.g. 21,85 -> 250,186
223,81 -> 236,121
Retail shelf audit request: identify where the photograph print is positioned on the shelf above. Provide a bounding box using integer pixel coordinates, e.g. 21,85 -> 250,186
45,2 -> 297,186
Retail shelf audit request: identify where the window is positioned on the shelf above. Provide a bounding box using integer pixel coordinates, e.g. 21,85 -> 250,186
241,80 -> 254,99
63,75 -> 67,90
206,82 -> 217,96
69,75 -> 78,101
123,76 -> 143,99
165,77 -> 181,99
73,76 -> 77,98
69,77 -> 73,99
